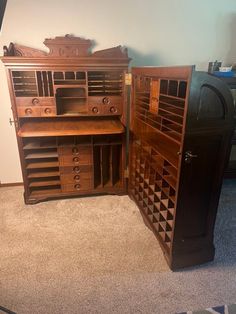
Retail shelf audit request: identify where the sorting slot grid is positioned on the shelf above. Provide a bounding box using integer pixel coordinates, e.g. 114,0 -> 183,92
130,140 -> 177,250
88,71 -> 123,96
134,76 -> 188,145
12,71 -> 38,97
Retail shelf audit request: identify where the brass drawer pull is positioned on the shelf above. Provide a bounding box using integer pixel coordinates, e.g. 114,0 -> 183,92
74,175 -> 80,182
25,108 -> 33,115
72,147 -> 79,155
32,98 -> 39,105
74,184 -> 81,190
73,166 -> 80,173
73,157 -> 79,163
44,107 -> 51,114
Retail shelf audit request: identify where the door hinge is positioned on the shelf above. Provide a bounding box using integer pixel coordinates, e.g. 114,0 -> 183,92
125,73 -> 132,86
124,168 -> 129,178
9,118 -> 18,128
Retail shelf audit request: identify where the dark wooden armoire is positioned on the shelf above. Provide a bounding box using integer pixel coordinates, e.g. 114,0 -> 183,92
1,35 -> 234,270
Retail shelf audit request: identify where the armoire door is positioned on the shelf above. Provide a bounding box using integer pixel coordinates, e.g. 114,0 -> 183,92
128,66 -> 234,269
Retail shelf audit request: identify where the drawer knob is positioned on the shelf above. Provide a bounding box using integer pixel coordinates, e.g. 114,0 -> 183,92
103,97 -> 110,105
110,106 -> 117,113
73,157 -> 79,163
25,108 -> 33,115
73,166 -> 80,173
32,98 -> 39,105
92,107 -> 99,114
74,184 -> 81,190
44,107 -> 51,114
72,147 -> 79,155
74,175 -> 80,181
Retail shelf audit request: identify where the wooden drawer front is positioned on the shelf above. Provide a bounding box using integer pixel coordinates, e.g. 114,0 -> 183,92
88,96 -> 122,115
88,104 -> 122,115
17,106 -> 41,117
40,106 -> 57,116
61,180 -> 92,192
15,97 -> 55,107
88,96 -> 122,105
58,146 -> 92,165
61,172 -> 91,184
60,165 -> 92,176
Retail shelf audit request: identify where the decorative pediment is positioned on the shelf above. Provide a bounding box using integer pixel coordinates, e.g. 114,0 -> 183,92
3,42 -> 47,57
44,34 -> 92,57
3,35 -> 129,59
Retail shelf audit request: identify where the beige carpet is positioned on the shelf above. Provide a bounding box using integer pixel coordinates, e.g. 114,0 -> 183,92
0,183 -> 236,314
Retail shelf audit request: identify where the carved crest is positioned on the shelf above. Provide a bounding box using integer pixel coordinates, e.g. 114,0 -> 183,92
44,34 -> 92,57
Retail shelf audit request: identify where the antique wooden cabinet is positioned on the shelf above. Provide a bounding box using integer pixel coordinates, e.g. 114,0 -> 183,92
1,36 -> 234,270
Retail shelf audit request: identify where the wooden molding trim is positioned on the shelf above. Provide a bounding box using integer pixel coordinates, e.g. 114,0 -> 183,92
0,182 -> 23,187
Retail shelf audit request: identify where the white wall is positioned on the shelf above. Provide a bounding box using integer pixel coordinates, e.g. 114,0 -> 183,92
0,0 -> 236,183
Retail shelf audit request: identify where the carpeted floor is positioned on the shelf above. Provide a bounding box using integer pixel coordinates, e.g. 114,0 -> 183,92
0,180 -> 236,314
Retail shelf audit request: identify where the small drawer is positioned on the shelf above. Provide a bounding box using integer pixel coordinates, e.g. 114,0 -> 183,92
59,146 -> 91,156
60,165 -> 92,175
15,97 -> 55,107
88,96 -> 122,105
60,173 -> 91,184
87,105 -> 122,116
58,146 -> 92,165
61,180 -> 92,192
41,106 -> 57,116
59,154 -> 92,166
17,106 -> 41,117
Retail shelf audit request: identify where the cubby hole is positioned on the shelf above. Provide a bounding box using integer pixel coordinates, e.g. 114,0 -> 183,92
160,79 -> 168,94
29,185 -> 61,196
55,87 -> 87,115
93,141 -> 122,189
23,137 -> 57,150
12,70 -> 37,97
24,147 -> 58,160
168,80 -> 178,97
178,81 -> 187,98
88,71 -> 123,96
65,72 -> 75,80
53,71 -> 86,84
27,167 -> 60,179
28,175 -> 60,188
93,134 -> 122,146
36,71 -> 54,97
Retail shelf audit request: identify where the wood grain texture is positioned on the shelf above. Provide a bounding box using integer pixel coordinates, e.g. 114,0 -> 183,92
18,119 -> 125,137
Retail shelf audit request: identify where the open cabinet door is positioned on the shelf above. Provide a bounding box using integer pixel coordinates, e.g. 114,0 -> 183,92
128,67 -> 234,270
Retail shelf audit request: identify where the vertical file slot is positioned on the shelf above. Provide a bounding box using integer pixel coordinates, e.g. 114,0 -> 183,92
93,146 -> 101,188
111,145 -> 121,186
36,71 -> 43,96
42,71 -> 49,96
102,145 -> 110,186
47,71 -> 54,96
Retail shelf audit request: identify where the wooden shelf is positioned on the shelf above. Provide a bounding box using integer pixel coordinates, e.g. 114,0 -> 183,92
28,171 -> 60,178
26,161 -> 59,169
29,180 -> 61,187
23,141 -> 57,150
25,152 -> 58,159
18,119 -> 125,137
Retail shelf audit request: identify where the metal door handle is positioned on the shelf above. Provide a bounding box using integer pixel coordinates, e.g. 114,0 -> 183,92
184,151 -> 198,163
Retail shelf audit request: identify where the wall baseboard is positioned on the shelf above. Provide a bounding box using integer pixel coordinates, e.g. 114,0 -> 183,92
0,182 -> 23,187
